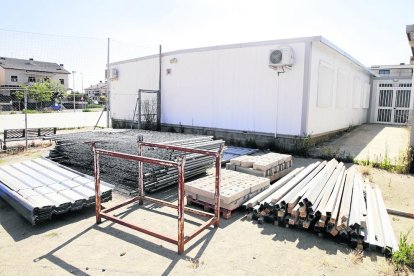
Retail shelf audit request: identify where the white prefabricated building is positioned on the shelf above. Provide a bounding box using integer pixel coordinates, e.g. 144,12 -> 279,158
109,36 -> 373,143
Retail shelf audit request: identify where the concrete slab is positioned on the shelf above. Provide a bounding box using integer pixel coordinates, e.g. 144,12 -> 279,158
310,124 -> 410,165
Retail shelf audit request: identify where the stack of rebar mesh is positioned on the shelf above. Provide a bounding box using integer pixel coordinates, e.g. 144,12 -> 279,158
49,130 -> 224,193
244,159 -> 399,255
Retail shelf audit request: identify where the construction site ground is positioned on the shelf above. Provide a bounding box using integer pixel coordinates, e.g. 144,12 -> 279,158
1,138 -> 414,275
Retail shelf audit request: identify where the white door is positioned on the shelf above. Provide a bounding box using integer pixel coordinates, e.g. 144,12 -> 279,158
376,82 -> 412,124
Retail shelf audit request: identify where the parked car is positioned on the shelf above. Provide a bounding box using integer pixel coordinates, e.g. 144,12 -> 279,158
48,103 -> 64,111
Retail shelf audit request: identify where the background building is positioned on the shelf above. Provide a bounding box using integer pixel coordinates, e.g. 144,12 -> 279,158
0,57 -> 70,110
84,80 -> 107,103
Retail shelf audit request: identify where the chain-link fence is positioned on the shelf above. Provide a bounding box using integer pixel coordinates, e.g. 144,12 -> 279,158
0,28 -> 157,136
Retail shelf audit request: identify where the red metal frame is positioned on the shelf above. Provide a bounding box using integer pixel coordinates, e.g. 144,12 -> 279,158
92,138 -> 224,254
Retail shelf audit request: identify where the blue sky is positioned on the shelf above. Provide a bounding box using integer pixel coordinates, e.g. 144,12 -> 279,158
0,0 -> 413,88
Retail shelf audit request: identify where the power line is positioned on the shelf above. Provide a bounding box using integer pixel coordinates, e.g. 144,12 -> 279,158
0,28 -> 104,41
110,39 -> 156,50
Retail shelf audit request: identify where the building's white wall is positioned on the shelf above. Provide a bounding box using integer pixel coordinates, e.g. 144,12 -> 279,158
307,42 -> 371,136
110,43 -> 306,136
160,43 -> 306,135
110,58 -> 159,121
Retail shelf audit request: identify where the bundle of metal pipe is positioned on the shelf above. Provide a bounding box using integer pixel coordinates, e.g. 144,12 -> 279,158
49,130 -> 224,193
246,159 -> 398,254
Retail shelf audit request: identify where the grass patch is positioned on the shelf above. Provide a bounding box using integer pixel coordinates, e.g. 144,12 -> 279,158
355,147 -> 411,174
392,229 -> 414,271
82,108 -> 96,112
86,104 -> 103,108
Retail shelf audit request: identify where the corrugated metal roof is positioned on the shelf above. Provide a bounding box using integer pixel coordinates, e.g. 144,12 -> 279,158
0,158 -> 112,225
0,57 -> 70,74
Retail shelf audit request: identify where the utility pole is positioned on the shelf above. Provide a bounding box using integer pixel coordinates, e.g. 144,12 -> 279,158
81,72 -> 84,94
72,71 -> 76,112
24,88 -> 28,150
106,38 -> 111,128
157,44 -> 162,130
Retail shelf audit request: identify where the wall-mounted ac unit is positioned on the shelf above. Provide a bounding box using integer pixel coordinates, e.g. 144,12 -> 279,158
111,68 -> 118,80
269,47 -> 294,68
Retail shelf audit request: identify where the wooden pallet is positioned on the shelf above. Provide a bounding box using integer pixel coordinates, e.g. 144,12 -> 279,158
186,195 -> 234,219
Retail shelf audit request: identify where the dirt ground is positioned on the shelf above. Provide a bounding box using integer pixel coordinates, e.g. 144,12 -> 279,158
1,136 -> 413,275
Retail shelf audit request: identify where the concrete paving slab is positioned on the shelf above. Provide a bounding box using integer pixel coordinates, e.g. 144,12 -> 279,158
310,124 -> 409,165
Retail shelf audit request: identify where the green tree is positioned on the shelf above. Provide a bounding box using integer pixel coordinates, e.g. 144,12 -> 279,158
19,80 -> 65,109
48,80 -> 66,102
12,89 -> 25,111
28,81 -> 52,109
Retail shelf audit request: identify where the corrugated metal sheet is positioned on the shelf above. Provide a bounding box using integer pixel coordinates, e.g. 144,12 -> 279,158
222,146 -> 258,163
0,158 -> 112,225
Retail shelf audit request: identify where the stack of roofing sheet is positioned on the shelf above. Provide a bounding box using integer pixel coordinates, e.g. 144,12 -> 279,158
185,169 -> 270,211
245,159 -> 399,255
221,146 -> 258,163
226,152 -> 292,182
0,158 -> 112,225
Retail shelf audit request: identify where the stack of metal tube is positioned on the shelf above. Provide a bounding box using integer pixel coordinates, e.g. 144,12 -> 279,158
244,159 -> 398,254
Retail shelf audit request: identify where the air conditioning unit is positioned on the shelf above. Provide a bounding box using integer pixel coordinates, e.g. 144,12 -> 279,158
269,47 -> 294,68
111,68 -> 118,80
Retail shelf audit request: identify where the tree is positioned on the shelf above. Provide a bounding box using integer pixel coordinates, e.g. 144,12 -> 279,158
19,80 -> 65,109
142,98 -> 157,130
48,80 -> 66,102
12,89 -> 25,110
28,81 -> 52,109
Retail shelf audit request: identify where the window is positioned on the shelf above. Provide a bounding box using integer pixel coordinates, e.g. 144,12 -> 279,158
379,69 -> 390,75
28,76 -> 36,82
352,77 -> 362,108
316,61 -> 334,108
59,79 -> 64,85
379,83 -> 392,87
11,76 -> 18,82
335,69 -> 348,108
399,83 -> 412,87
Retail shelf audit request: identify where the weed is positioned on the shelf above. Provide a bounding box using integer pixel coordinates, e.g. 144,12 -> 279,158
245,138 -> 257,149
45,232 -> 59,238
292,133 -> 312,156
352,249 -> 364,264
360,166 -> 371,177
168,125 -> 176,133
392,229 -> 414,271
186,257 -> 203,269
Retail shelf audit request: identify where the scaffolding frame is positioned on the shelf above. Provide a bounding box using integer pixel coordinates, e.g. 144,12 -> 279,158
91,138 -> 224,254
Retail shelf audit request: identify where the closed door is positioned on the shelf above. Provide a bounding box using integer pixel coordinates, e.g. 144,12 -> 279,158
376,83 -> 412,124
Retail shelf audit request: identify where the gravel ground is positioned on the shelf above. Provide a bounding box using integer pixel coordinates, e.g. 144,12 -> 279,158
0,138 -> 413,275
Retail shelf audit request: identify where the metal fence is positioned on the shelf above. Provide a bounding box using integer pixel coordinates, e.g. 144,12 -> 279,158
0,28 -> 157,139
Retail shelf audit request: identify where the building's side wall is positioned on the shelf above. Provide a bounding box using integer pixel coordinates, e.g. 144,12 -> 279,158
160,42 -> 306,136
110,58 -> 159,121
306,42 -> 371,136
110,43 -> 306,136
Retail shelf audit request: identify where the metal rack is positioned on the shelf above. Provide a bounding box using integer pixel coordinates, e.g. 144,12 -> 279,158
91,137 -> 224,254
